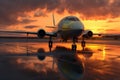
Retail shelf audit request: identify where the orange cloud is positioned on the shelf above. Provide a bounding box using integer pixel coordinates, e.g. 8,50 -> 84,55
0,0 -> 120,26
1,0 -> 120,34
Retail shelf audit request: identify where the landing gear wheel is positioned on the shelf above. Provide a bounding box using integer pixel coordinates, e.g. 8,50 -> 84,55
71,37 -> 77,52
72,44 -> 77,51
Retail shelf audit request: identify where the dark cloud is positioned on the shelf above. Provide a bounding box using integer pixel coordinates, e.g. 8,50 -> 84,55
24,25 -> 38,29
20,19 -> 37,24
62,0 -> 120,19
0,0 -> 120,27
0,0 -> 61,26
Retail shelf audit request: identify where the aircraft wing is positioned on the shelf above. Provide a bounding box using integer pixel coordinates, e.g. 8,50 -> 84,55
93,33 -> 102,36
0,30 -> 37,34
93,33 -> 120,37
0,30 -> 59,37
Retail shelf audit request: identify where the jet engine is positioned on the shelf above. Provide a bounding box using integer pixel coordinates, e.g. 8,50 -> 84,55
82,30 -> 93,38
37,29 -> 46,38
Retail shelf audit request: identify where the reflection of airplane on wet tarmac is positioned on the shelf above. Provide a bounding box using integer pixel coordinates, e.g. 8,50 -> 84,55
0,46 -> 93,80
0,15 -> 93,51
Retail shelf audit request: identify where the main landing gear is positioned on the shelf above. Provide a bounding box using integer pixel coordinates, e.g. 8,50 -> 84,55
48,36 -> 86,52
81,37 -> 86,50
71,37 -> 86,51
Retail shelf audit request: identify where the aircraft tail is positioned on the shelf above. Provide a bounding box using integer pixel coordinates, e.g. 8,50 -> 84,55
46,13 -> 56,28
52,13 -> 56,26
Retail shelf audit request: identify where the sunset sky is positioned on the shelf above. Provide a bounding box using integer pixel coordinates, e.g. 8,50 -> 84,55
0,0 -> 120,35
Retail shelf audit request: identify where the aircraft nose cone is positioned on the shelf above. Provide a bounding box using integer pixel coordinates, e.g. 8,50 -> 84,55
71,21 -> 84,30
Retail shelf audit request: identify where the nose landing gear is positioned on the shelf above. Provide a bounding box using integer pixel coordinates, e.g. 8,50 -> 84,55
72,44 -> 77,51
81,37 -> 86,50
72,37 -> 77,51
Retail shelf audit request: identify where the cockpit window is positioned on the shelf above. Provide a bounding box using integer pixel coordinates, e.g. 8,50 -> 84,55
68,18 -> 76,21
66,17 -> 79,21
75,18 -> 79,21
64,17 -> 80,21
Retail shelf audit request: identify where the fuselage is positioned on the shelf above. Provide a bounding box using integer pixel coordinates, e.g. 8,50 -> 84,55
37,16 -> 93,40
57,16 -> 84,40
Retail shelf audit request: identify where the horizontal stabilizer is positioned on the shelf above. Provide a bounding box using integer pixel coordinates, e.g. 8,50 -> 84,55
46,26 -> 56,28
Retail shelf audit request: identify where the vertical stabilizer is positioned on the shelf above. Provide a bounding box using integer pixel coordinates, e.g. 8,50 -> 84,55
52,13 -> 55,26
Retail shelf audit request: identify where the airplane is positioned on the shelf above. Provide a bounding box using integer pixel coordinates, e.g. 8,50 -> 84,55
0,15 -> 93,51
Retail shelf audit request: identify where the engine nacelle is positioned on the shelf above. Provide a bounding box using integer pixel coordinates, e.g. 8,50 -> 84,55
37,29 -> 46,38
82,30 -> 93,38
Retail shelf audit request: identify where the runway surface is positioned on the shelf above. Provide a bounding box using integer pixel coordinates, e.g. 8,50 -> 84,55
0,39 -> 120,80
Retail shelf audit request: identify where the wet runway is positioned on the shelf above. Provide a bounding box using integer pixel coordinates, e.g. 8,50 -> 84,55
0,39 -> 120,80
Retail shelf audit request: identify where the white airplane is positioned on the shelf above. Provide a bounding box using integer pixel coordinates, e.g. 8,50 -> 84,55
0,15 -> 93,51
